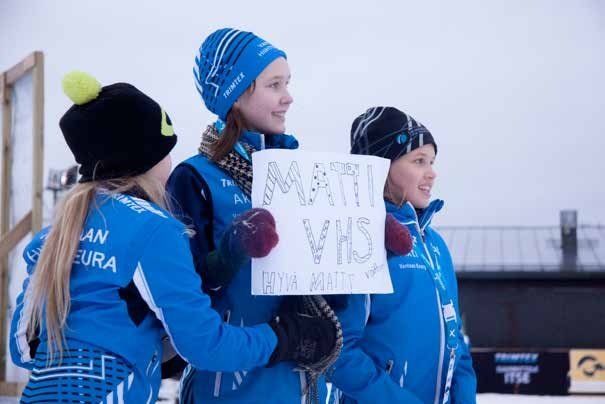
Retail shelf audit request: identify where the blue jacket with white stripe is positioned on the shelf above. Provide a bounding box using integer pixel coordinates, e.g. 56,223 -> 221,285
329,200 -> 477,404
10,192 -> 277,402
167,130 -> 328,403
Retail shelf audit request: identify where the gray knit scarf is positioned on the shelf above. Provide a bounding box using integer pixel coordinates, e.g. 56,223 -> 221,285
199,125 -> 344,404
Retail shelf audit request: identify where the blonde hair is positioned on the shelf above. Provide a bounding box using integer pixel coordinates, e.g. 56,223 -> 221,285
25,172 -> 168,363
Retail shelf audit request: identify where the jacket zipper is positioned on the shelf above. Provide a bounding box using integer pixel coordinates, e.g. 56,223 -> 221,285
411,210 -> 445,404
213,310 -> 231,397
146,350 -> 159,377
386,359 -> 394,375
433,288 -> 446,404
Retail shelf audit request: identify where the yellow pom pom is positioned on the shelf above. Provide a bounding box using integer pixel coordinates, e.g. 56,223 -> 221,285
62,71 -> 101,105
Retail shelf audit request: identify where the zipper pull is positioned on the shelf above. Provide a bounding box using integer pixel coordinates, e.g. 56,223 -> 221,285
386,359 -> 394,375
223,309 -> 231,323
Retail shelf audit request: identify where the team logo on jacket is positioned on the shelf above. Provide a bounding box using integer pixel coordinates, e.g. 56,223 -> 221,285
131,197 -> 168,218
432,245 -> 441,256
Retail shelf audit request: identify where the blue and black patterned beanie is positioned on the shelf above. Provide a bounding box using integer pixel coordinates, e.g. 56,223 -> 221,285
193,28 -> 287,121
350,106 -> 437,161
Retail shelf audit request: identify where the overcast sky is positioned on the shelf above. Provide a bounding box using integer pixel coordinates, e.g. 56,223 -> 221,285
1,0 -> 604,226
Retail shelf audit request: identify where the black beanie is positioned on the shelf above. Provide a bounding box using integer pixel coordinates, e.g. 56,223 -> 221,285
350,106 -> 437,161
59,72 -> 177,182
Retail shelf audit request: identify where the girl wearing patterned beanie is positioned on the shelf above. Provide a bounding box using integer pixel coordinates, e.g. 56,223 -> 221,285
10,72 -> 336,403
329,107 -> 477,404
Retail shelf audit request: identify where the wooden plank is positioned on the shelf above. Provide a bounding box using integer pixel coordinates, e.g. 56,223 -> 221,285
1,73 -> 12,237
0,380 -> 26,397
0,212 -> 32,382
31,52 -> 44,232
0,74 -> 6,103
5,52 -> 36,86
0,211 -> 32,260
0,72 -> 12,383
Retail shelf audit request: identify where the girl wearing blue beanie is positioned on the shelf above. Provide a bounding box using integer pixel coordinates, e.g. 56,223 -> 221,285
168,29 -> 413,404
10,71 -> 336,403
167,28 -> 339,404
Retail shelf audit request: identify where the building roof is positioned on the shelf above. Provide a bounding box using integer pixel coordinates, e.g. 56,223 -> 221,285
436,225 -> 605,279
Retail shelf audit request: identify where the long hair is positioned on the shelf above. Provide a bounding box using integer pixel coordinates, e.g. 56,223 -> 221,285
24,172 -> 168,363
384,170 -> 407,208
208,82 -> 256,162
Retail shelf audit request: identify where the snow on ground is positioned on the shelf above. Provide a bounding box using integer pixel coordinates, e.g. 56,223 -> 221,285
155,378 -> 604,403
3,380 -> 602,403
477,394 -> 604,403
2,387 -> 604,403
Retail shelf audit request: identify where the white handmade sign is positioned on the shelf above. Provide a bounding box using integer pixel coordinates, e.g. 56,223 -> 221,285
251,149 -> 393,295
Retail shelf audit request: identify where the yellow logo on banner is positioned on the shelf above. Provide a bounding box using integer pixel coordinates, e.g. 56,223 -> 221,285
569,349 -> 605,393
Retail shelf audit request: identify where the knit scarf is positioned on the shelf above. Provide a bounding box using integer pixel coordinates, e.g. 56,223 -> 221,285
198,124 -> 343,404
198,124 -> 255,197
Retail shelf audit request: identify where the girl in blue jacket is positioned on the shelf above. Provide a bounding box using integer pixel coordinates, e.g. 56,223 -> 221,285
168,27 -> 328,403
329,107 -> 477,404
168,29 -> 410,403
10,72 -> 335,403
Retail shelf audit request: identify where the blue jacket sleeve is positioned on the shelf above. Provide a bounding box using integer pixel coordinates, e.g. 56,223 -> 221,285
329,294 -> 424,404
10,263 -> 36,370
166,163 -> 225,294
10,229 -> 52,370
133,218 -> 277,372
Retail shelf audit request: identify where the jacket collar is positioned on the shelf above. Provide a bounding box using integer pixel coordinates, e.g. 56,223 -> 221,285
240,130 -> 299,151
386,199 -> 444,231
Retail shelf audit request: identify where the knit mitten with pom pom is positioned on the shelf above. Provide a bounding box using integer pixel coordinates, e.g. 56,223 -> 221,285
206,208 -> 279,285
385,213 -> 413,256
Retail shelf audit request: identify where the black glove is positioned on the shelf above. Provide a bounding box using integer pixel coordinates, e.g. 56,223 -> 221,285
161,355 -> 187,379
267,311 -> 337,367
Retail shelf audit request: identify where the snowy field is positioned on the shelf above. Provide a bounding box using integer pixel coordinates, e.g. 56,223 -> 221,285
151,379 -> 605,403
1,379 -> 602,403
1,379 -> 602,404
476,394 -> 604,403
2,395 -> 603,403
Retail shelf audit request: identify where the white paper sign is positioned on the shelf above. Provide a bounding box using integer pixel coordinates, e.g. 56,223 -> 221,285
251,149 -> 393,295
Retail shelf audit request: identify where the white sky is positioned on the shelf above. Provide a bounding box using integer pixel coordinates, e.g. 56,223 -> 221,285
1,0 -> 604,226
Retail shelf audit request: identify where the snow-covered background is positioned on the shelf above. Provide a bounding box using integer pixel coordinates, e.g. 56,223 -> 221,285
1,0 -> 604,227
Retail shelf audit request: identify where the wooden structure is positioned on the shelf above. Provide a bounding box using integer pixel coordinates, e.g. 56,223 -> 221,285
0,51 -> 44,396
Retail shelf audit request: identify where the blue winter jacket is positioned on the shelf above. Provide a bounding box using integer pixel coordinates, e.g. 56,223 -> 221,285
10,192 -> 277,402
329,200 -> 477,404
167,130 -> 327,403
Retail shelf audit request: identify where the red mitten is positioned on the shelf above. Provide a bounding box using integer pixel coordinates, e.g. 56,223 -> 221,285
230,208 -> 279,258
385,213 -> 413,256
205,208 -> 279,286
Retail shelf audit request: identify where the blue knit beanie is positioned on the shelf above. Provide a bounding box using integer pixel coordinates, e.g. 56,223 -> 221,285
193,28 -> 287,121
